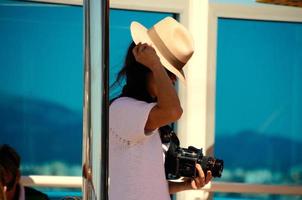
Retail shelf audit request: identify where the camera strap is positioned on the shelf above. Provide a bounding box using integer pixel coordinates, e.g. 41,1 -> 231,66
159,125 -> 180,146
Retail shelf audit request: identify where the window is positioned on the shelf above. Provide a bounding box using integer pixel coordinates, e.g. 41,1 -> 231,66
0,1 -> 83,177
0,1 -> 175,198
215,18 -> 302,186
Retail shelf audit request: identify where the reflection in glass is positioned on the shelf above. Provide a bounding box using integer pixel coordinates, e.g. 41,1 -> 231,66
215,18 -> 302,185
0,1 -> 83,176
0,0 -> 173,183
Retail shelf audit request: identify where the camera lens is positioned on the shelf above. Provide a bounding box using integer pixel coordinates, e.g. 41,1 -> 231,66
201,156 -> 224,178
211,159 -> 224,178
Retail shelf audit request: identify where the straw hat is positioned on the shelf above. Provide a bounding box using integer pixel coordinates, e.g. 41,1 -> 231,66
130,17 -> 194,82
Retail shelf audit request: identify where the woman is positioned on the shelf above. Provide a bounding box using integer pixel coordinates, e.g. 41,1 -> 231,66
109,17 -> 212,200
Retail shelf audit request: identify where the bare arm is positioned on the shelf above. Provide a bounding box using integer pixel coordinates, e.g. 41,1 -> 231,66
146,65 -> 182,130
132,43 -> 182,131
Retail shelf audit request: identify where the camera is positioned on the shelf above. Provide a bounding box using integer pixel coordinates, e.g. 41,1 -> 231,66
160,125 -> 224,180
164,145 -> 224,179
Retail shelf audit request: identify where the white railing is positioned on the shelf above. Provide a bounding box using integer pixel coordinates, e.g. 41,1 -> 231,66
21,176 -> 302,196
21,176 -> 82,188
206,182 -> 302,195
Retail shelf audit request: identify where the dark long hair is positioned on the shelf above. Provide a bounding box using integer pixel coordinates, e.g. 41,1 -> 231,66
0,144 -> 20,182
111,42 -> 155,103
111,43 -> 173,133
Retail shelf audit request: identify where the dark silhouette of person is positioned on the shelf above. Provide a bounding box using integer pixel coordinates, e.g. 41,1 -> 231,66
0,144 -> 49,200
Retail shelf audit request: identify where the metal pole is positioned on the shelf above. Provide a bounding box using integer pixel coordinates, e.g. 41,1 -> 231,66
83,0 -> 109,200
82,0 -> 93,199
101,0 -> 109,200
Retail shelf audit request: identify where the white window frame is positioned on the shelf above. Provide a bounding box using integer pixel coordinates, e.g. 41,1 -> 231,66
20,0 -> 302,199
204,1 -> 302,198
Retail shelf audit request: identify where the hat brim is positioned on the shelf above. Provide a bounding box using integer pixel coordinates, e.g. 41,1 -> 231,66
130,21 -> 186,83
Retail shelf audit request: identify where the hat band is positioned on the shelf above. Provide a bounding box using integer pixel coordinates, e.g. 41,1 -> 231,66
148,28 -> 185,70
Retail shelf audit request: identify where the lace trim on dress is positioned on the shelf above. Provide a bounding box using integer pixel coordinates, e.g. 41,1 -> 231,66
110,127 -> 140,147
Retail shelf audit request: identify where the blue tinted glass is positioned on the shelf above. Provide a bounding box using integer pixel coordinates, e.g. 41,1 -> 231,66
0,1 -> 83,176
215,18 -> 302,185
0,1 -> 173,177
109,9 -> 173,99
42,189 -> 82,200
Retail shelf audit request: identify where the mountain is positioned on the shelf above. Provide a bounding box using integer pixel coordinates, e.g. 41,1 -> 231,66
0,92 -> 82,165
215,130 -> 302,171
2,92 -> 302,174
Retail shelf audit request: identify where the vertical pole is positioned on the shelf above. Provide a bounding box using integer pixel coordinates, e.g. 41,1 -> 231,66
83,0 -> 109,200
82,0 -> 92,199
101,0 -> 109,200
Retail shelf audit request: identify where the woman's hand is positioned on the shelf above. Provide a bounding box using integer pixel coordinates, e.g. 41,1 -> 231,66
168,164 -> 212,194
190,164 -> 212,189
133,43 -> 182,131
132,43 -> 162,70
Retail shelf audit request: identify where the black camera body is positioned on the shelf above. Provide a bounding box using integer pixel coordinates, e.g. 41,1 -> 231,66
165,145 -> 224,179
160,125 -> 224,180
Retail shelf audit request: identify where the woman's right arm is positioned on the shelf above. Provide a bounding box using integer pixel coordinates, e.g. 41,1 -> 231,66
132,43 -> 183,131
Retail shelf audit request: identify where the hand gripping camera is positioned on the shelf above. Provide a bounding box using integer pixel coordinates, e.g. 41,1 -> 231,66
159,125 -> 224,180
